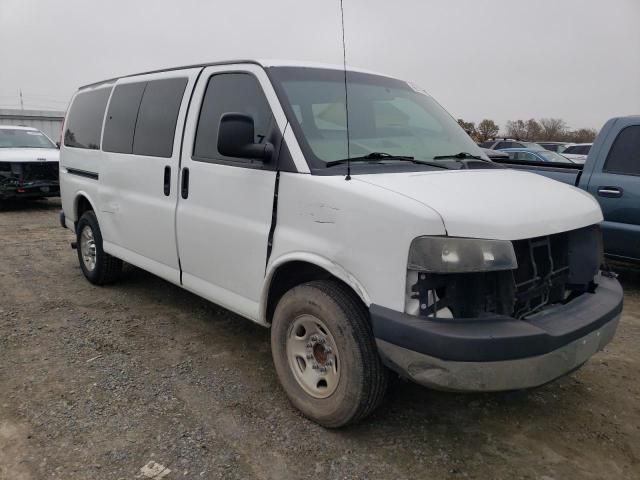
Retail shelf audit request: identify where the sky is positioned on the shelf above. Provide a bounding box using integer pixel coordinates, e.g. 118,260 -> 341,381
1,0 -> 639,132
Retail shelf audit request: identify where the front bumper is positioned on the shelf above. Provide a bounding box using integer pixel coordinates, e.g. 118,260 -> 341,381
371,274 -> 623,392
0,181 -> 60,200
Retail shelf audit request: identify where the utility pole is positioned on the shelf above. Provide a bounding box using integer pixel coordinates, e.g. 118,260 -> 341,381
19,89 -> 24,111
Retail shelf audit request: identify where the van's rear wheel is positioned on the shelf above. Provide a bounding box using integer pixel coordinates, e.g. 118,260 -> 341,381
76,211 -> 122,285
271,280 -> 388,427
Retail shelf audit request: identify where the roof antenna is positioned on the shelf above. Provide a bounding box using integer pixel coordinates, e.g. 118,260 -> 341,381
339,0 -> 351,181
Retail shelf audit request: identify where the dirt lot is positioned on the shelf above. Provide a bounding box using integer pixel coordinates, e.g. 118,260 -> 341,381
1,198 -> 639,480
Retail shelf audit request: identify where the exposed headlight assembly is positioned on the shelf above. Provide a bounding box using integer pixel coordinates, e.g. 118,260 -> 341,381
408,236 -> 517,273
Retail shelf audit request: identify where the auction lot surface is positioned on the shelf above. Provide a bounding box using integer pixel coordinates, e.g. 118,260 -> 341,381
1,199 -> 639,480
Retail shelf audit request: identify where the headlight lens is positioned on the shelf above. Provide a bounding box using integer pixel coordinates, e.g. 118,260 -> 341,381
408,236 -> 517,273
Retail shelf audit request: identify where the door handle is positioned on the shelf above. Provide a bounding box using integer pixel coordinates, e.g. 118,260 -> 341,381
163,166 -> 171,196
597,186 -> 623,198
181,167 -> 190,199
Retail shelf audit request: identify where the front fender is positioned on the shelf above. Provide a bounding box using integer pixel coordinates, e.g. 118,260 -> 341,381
259,251 -> 371,324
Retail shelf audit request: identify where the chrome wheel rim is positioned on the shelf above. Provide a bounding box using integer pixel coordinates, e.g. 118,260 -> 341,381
80,225 -> 97,272
286,314 -> 340,398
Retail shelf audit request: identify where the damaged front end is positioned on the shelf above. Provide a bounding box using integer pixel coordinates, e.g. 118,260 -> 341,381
370,224 -> 622,392
405,225 -> 604,320
0,161 -> 60,200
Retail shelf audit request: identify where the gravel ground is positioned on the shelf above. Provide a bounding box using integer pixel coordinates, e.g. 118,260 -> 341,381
1,198 -> 639,480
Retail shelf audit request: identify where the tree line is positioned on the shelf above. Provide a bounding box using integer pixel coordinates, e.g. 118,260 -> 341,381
457,118 -> 598,143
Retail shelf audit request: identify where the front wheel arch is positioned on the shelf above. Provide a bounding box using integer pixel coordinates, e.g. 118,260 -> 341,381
261,255 -> 371,325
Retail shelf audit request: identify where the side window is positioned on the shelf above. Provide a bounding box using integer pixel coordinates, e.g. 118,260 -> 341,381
102,82 -> 146,154
511,152 -> 535,161
193,73 -> 275,163
603,126 -> 640,175
496,142 -> 512,149
64,87 -> 112,149
478,141 -> 494,148
133,78 -> 188,158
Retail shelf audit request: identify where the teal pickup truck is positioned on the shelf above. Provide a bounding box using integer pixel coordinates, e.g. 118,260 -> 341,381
495,116 -> 640,263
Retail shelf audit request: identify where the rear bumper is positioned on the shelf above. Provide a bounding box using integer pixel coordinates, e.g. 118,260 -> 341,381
371,274 -> 623,391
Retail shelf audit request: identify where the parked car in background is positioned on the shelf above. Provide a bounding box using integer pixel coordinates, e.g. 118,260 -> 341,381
500,148 -> 576,163
561,143 -> 592,163
493,117 -> 639,263
0,125 -> 60,200
480,147 -> 509,161
478,138 -> 544,150
537,141 -> 569,152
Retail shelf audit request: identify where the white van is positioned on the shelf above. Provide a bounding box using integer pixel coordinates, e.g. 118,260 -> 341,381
59,60 -> 623,427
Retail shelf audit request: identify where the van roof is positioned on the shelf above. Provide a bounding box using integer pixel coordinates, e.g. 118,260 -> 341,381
79,59 -> 388,90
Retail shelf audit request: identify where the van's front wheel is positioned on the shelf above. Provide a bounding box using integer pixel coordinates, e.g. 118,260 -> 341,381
76,211 -> 122,285
271,280 -> 388,427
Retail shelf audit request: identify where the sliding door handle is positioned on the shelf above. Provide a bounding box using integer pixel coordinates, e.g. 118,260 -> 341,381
597,186 -> 623,198
163,166 -> 171,196
181,167 -> 190,199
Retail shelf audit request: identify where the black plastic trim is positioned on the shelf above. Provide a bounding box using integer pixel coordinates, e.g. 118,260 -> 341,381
370,275 -> 623,362
66,168 -> 99,180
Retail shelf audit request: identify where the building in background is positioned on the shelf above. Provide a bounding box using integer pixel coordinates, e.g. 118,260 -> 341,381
0,109 -> 65,143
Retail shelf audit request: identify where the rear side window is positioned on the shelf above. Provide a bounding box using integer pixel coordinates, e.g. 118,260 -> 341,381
604,126 -> 640,175
193,73 -> 275,163
64,87 -> 112,149
478,141 -> 494,148
132,78 -> 188,158
102,82 -> 146,154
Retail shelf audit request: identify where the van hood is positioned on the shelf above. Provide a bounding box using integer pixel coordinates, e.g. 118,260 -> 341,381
0,148 -> 59,163
355,169 -> 602,240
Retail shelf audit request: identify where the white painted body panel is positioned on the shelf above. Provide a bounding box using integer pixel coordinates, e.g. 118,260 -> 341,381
97,69 -> 201,285
0,148 -> 59,163
265,173 -> 446,314
356,169 -> 603,240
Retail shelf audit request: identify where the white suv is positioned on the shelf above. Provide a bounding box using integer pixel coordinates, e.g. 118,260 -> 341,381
59,60 -> 622,427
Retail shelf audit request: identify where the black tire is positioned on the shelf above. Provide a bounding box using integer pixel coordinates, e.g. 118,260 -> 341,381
271,280 -> 388,428
76,211 -> 122,285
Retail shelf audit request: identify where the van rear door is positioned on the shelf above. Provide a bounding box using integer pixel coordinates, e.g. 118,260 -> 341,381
98,69 -> 200,283
176,64 -> 289,320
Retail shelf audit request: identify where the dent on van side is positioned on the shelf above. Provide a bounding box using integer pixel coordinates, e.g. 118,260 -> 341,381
58,60 -> 623,427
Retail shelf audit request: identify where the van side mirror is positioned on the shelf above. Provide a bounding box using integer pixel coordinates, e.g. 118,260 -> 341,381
217,113 -> 273,161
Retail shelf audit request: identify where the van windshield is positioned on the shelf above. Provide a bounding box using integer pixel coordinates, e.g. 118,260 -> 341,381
269,67 -> 485,170
0,129 -> 55,149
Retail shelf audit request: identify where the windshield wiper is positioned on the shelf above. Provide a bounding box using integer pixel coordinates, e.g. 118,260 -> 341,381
433,152 -> 488,161
326,152 -> 448,169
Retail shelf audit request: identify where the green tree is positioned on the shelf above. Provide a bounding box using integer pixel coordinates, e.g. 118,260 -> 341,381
457,118 -> 476,138
506,120 -> 527,140
539,118 -> 568,141
524,119 -> 542,141
477,119 -> 499,142
566,128 -> 598,143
